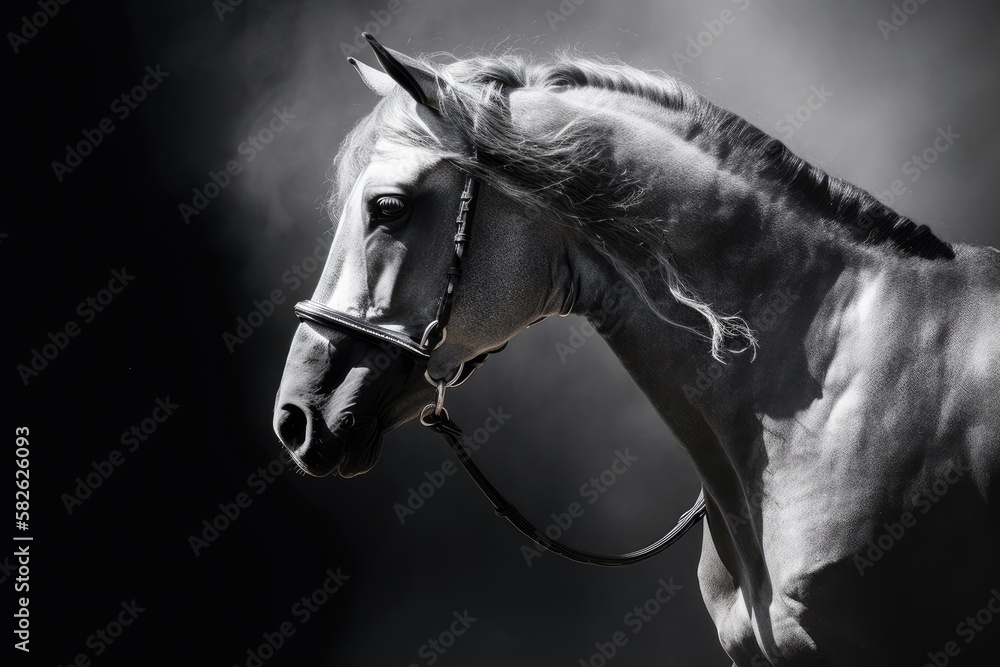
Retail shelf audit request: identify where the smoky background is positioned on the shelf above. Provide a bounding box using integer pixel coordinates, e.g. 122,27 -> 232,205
8,1 -> 999,666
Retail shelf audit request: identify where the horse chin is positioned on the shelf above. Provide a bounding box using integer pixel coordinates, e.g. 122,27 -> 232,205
335,430 -> 384,478
285,415 -> 384,479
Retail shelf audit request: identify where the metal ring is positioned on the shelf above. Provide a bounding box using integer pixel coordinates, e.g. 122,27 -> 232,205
419,403 -> 449,426
423,361 -> 465,389
420,320 -> 447,350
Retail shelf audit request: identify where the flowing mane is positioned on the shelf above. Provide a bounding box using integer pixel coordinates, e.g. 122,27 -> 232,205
329,50 -> 955,359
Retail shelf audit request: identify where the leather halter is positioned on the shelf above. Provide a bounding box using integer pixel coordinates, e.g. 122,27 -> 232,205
293,169 -> 706,567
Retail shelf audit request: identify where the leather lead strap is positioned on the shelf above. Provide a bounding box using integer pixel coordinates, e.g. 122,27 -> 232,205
423,412 -> 708,568
294,161 -> 706,566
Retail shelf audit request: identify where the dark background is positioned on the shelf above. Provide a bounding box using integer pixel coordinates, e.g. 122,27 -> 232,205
6,1 -> 999,665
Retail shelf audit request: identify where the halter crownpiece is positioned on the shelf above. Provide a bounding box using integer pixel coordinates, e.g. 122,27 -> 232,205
292,35 -> 706,567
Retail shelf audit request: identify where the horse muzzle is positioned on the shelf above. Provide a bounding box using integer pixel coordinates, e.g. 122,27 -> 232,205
272,323 -> 422,478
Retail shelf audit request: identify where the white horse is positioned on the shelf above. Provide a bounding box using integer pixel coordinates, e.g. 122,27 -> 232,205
273,37 -> 1000,665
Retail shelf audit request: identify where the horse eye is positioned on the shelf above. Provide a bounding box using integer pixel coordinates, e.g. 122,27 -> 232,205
371,195 -> 408,219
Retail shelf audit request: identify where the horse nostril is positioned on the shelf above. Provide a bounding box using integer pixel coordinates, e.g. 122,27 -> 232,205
276,404 -> 308,449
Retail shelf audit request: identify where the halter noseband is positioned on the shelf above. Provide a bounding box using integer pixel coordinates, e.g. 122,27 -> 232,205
293,167 -> 706,567
294,169 -> 495,399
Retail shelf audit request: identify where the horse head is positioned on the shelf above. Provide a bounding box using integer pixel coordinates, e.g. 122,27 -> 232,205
272,36 -> 573,477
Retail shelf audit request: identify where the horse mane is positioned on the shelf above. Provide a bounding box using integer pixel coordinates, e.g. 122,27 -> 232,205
331,49 -> 954,360
433,50 -> 953,259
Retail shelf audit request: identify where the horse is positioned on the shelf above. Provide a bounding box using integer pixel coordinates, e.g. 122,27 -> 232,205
272,35 -> 1000,665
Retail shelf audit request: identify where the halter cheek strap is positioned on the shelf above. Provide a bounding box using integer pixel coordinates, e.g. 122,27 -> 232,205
293,168 -> 706,567
420,171 -> 478,355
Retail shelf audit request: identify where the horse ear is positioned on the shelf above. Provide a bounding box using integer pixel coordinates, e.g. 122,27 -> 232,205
347,57 -> 397,98
361,32 -> 442,111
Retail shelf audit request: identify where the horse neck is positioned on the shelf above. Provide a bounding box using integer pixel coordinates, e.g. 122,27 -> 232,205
558,91 -> 868,500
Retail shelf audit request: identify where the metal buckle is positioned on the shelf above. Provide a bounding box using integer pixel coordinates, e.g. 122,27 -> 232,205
420,320 -> 447,350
